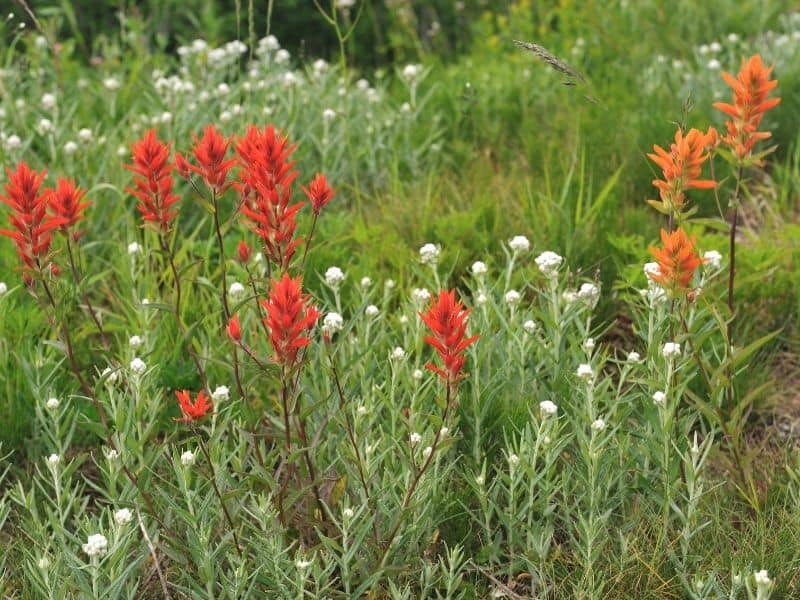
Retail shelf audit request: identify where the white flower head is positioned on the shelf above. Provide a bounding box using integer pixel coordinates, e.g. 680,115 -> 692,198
325,266 -> 345,288
591,418 -> 606,432
627,351 -> 641,363
707,59 -> 721,70
476,474 -> 485,486
343,507 -> 354,519
365,305 -> 379,317
129,335 -> 143,348
419,243 -> 440,265
422,446 -> 433,459
103,77 -> 120,91
4,134 -> 22,151
180,450 -> 195,466
475,292 -> 488,306
384,279 -> 396,290
754,570 -> 771,587
584,338 -> 595,351
101,367 -> 119,384
703,250 -> 722,270
412,368 -> 424,381
662,342 -> 681,359
114,508 -> 133,525
577,282 -> 600,304
104,448 -> 119,461
507,453 -> 520,467
0,282 -> 7,295
275,49 -> 290,64
322,108 -> 336,122
535,251 -> 564,277
523,319 -> 537,334
82,534 -> 108,558
78,128 -> 93,143
47,453 -> 60,466
63,140 -> 78,155
643,261 -> 661,283
727,33 -> 740,43
356,405 -> 368,416
37,118 -> 53,134
652,390 -> 666,405
41,92 -> 56,110
471,261 -> 487,276
539,400 -> 558,416
360,276 -> 372,288
399,314 -> 409,325
402,63 -> 421,82
46,397 -> 60,410
127,241 -> 142,255
313,58 -> 328,74
576,363 -> 594,380
129,357 -> 146,375
390,346 -> 406,361
409,432 -> 422,445
212,385 -> 230,402
508,235 -> 530,253
228,282 -> 246,298
412,287 -> 431,307
296,558 -> 312,569
322,312 -> 344,335
504,290 -> 521,305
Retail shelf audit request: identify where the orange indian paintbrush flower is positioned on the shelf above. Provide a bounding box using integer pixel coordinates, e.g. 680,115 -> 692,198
713,54 -> 781,164
262,273 -> 320,367
419,289 -> 479,384
175,390 -> 213,422
647,127 -> 717,215
227,314 -> 242,342
648,228 -> 703,294
301,173 -> 336,215
125,129 -> 180,231
0,162 -> 66,278
48,177 -> 89,238
176,125 -> 236,193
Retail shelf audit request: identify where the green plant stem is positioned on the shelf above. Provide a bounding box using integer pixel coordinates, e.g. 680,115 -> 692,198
65,235 -> 111,349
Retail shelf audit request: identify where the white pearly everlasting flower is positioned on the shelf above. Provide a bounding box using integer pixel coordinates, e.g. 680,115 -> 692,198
322,108 -> 336,122
343,507 -> 354,519
384,279 -> 396,290
507,453 -> 520,467
78,128 -> 93,143
535,251 -> 563,277
475,292 -> 487,306
399,315 -> 409,325
129,357 -> 146,375
402,63 -> 421,81
539,400 -> 558,416
313,59 -> 328,73
707,59 -> 721,70
627,351 -> 641,363
409,432 -> 422,444
591,418 -> 606,432
82,534 -> 108,558
356,405 -> 368,416
127,241 -> 142,255
703,250 -> 722,270
412,369 -> 423,380
662,342 -> 681,359
63,140 -> 78,154
47,453 -> 60,466
584,338 -> 595,351
0,282 -> 7,295
422,446 -> 433,459
652,391 -> 666,405
576,363 -> 594,380
643,261 -> 661,282
37,118 -> 53,134
508,235 -> 530,253
180,450 -> 195,466
103,77 -> 121,91
365,305 -> 379,317
577,282 -> 600,303
46,397 -> 60,410
322,312 -> 344,335
114,508 -> 133,525
101,367 -> 118,384
275,49 -> 290,64
390,346 -> 406,361
212,385 -> 230,402
440,427 -> 449,437
471,261 -> 487,276
104,448 -> 119,461
419,243 -> 440,265
325,266 -> 345,287
754,570 -> 771,586
41,92 -> 56,110
523,319 -> 537,334
412,288 -> 431,306
129,335 -> 143,348
504,290 -> 521,305
360,276 -> 372,288
228,282 -> 245,298
296,558 -> 312,569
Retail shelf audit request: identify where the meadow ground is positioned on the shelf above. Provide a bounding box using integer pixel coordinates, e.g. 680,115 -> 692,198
0,1 -> 799,597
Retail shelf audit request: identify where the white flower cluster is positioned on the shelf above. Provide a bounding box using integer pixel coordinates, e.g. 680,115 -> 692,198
535,251 -> 563,277
325,266 -> 345,288
323,312 -> 344,336
82,533 -> 108,558
419,243 -> 440,265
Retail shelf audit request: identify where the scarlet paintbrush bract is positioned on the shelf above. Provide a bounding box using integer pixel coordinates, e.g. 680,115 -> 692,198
648,228 -> 703,295
175,390 -> 213,422
419,289 -> 479,384
262,273 -> 320,367
125,129 -> 180,231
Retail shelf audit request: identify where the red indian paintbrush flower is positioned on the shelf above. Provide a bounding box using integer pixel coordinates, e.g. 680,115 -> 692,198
648,228 -> 703,294
236,125 -> 304,271
125,129 -> 180,231
0,162 -> 65,277
647,127 -> 717,215
301,173 -> 335,215
227,314 -> 242,342
177,125 -> 236,193
419,289 -> 479,384
713,54 -> 781,164
47,177 -> 89,237
175,389 -> 213,422
262,273 -> 320,366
